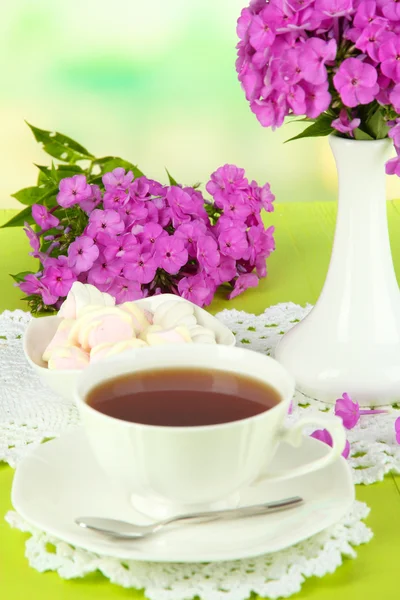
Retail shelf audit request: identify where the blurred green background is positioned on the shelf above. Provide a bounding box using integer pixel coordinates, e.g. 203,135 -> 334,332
1,0 -> 399,209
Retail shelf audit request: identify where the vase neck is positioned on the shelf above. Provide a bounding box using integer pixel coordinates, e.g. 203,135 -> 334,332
329,136 -> 391,210
316,137 -> 398,327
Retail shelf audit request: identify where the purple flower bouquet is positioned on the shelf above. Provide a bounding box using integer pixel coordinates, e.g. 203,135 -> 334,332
236,0 -> 400,169
4,124 -> 275,314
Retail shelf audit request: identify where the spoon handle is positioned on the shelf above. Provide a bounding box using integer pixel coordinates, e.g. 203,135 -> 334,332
162,496 -> 304,528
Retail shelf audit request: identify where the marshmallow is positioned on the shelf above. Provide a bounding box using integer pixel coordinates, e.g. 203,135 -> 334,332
90,339 -> 149,362
145,325 -> 193,346
119,302 -> 153,334
58,282 -> 115,319
138,324 -> 162,341
42,319 -> 75,362
48,345 -> 90,370
153,300 -> 197,329
68,307 -> 134,350
189,325 -> 217,344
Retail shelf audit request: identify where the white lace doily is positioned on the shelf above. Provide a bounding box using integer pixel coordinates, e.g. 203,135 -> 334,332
6,501 -> 371,600
2,304 -> 391,598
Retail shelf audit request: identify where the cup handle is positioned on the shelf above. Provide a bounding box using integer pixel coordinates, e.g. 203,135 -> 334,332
255,415 -> 347,484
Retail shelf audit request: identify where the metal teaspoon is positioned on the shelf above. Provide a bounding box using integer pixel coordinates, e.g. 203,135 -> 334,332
75,495 -> 303,540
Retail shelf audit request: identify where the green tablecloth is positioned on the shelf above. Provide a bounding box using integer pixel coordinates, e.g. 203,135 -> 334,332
0,203 -> 398,599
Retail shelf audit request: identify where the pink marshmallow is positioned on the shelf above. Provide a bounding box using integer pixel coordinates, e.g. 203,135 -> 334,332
145,326 -> 192,346
42,319 -> 75,362
86,314 -> 134,349
48,346 -> 90,370
58,294 -> 77,319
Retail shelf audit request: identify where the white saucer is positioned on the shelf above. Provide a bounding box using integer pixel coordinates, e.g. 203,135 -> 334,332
12,429 -> 354,563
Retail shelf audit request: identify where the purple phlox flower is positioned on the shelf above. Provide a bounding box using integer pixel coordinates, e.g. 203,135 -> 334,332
20,273 -> 59,306
19,274 -> 43,296
395,417 -> 400,444
129,177 -> 150,200
107,276 -> 143,303
255,255 -> 268,278
68,235 -> 99,275
334,392 -> 387,429
103,188 -> 129,210
165,187 -> 193,227
353,1 -> 376,29
178,273 -> 211,307
287,0 -> 315,11
123,247 -> 157,284
239,61 -> 264,102
299,38 -> 337,85
315,0 -> 354,18
259,182 -> 275,211
102,168 -> 133,190
355,18 -> 393,63
246,225 -> 275,264
286,84 -> 307,115
228,273 -> 259,300
301,81 -> 331,118
250,93 -> 287,129
80,184 -> 102,214
175,222 -> 207,257
87,254 -> 122,286
43,255 -> 69,268
206,165 -> 248,204
122,200 -> 149,226
333,58 -> 379,107
311,429 -> 351,459
23,223 -> 40,252
389,122 -> 400,149
386,155 -> 400,176
182,187 -> 209,222
137,223 -> 168,252
389,83 -> 400,112
380,0 -> 400,21
57,174 -> 91,208
279,48 -> 306,86
288,400 -> 293,415
32,204 -> 59,230
155,235 -> 189,275
379,38 -> 400,82
220,193 -> 253,220
41,264 -> 76,298
89,209 -> 125,236
331,109 -> 360,135
100,233 -> 138,263
196,235 -> 220,272
212,255 -> 237,284
218,227 -> 249,260
248,7 -> 277,51
214,215 -> 247,238
237,7 -> 252,40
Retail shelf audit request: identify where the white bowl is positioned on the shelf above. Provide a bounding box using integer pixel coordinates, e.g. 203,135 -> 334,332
23,294 -> 236,402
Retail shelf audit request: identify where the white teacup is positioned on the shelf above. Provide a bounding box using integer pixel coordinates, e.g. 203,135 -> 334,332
76,345 -> 346,519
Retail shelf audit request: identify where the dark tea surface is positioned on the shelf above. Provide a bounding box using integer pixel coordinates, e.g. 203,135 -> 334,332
87,368 -> 281,427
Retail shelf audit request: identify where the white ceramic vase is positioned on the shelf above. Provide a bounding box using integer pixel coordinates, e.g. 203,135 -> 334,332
275,135 -> 400,407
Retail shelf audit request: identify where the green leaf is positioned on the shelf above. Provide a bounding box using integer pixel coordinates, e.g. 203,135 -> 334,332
353,128 -> 374,141
166,168 -> 179,186
0,206 -> 34,228
10,271 -> 34,283
11,186 -> 47,206
26,122 -> 94,163
12,184 -> 59,207
366,107 -> 389,140
285,113 -> 334,143
35,165 -> 54,185
92,156 -> 144,179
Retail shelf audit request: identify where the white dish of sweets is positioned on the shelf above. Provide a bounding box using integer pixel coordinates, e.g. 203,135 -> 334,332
23,284 -> 235,402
